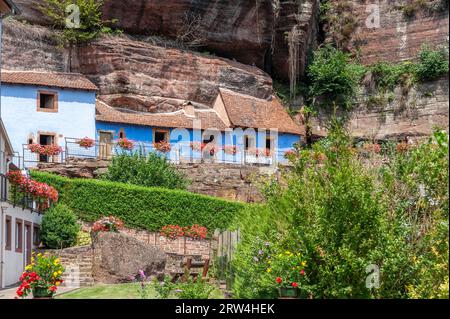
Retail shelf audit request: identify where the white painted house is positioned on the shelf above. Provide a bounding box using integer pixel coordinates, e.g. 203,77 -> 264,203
0,0 -> 43,289
0,70 -> 98,167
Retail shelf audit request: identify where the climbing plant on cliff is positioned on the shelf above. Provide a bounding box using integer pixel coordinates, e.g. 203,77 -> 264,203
38,0 -> 119,46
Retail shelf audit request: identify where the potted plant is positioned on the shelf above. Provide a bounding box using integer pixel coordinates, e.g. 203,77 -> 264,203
16,253 -> 64,299
28,144 -> 63,156
270,250 -> 307,299
91,216 -> 124,232
154,141 -> 171,153
117,138 -> 135,150
77,137 -> 95,149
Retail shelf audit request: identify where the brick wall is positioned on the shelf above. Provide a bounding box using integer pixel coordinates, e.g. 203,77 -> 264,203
118,227 -> 213,260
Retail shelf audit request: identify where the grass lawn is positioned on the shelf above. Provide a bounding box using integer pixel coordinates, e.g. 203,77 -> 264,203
57,283 -> 225,299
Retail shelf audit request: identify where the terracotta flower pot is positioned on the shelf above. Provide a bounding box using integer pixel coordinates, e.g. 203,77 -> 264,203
278,287 -> 299,299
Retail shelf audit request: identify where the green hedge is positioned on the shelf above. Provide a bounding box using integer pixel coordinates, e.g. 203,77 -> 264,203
31,171 -> 246,232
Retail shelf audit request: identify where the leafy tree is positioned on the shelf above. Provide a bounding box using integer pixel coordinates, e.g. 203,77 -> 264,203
232,122 -> 449,299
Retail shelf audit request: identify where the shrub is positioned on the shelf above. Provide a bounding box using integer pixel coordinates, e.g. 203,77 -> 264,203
369,61 -> 417,91
31,171 -> 245,233
100,152 -> 189,190
307,45 -> 366,109
40,204 -> 80,249
415,45 -> 449,81
152,275 -> 175,299
173,277 -> 215,299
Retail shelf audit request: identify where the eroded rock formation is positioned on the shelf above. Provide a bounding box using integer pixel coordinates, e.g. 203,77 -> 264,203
74,35 -> 274,108
92,232 -> 166,284
13,0 -> 319,81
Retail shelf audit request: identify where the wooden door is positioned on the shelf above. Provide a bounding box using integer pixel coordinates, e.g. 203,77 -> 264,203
99,132 -> 113,159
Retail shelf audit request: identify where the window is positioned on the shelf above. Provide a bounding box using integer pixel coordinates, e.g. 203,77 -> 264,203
266,138 -> 272,150
5,215 -> 11,251
38,133 -> 56,163
37,91 -> 58,112
33,224 -> 40,246
118,129 -> 126,139
154,130 -> 169,143
15,218 -> 23,253
244,136 -> 256,151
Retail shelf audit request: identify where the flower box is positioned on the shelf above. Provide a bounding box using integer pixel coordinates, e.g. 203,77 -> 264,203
117,138 -> 135,150
77,137 -> 95,149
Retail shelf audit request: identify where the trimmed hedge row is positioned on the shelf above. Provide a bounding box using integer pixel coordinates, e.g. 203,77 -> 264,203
31,171 -> 246,232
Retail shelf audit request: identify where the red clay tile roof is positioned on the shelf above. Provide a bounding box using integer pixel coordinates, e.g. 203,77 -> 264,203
96,100 -> 228,131
218,88 -> 305,135
1,70 -> 98,91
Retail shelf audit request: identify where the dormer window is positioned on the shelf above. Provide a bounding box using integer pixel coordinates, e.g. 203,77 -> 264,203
37,91 -> 58,112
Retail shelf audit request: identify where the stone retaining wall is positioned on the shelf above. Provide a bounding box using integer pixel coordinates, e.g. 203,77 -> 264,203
37,160 -> 281,202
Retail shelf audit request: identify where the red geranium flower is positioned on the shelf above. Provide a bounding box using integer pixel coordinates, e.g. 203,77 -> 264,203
300,269 -> 305,276
292,282 -> 298,288
276,277 -> 282,284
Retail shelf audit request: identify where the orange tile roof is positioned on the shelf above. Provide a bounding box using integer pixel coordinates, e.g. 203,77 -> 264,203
1,70 -> 98,91
96,100 -> 228,131
218,88 -> 305,135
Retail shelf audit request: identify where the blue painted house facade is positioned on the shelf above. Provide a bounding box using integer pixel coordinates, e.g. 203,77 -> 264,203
0,70 -> 98,165
95,89 -> 304,164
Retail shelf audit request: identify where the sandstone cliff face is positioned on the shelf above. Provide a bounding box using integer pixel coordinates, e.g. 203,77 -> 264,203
2,20 -> 273,111
1,20 -> 67,72
73,35 -> 273,109
312,76 -> 449,140
13,0 -> 319,81
337,0 -> 449,64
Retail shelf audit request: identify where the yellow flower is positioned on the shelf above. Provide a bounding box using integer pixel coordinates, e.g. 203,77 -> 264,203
302,261 -> 307,267
58,270 -> 62,275
53,272 -> 58,277
37,253 -> 42,257
55,281 -> 61,286
25,265 -> 32,271
266,268 -> 272,273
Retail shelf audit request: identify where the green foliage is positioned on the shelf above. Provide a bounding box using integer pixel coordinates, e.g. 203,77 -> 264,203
369,45 -> 448,91
30,171 -> 245,233
415,45 -> 449,81
152,275 -> 174,299
38,0 -> 120,45
100,152 -> 189,190
307,45 -> 366,110
40,204 -> 80,249
369,61 -> 417,91
232,123 -> 449,299
75,230 -> 92,246
173,277 -> 216,299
